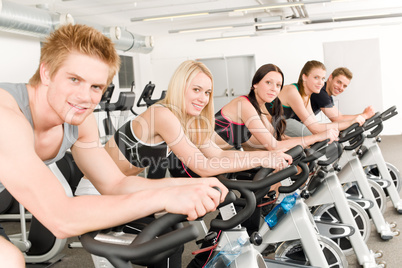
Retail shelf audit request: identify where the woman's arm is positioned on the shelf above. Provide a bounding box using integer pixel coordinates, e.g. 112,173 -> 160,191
279,85 -> 359,133
153,106 -> 290,177
232,95 -> 337,150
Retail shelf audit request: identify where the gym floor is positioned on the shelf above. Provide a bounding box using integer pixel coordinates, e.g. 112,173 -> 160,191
2,135 -> 402,268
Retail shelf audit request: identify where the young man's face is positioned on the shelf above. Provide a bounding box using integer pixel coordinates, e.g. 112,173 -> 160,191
46,52 -> 109,125
327,74 -> 351,97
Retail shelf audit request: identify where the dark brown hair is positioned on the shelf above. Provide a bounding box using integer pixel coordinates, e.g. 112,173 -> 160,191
248,63 -> 286,140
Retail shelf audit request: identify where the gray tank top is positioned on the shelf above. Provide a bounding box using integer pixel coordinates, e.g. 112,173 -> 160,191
0,83 -> 79,192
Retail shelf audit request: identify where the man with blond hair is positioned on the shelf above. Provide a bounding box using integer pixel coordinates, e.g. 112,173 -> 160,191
0,23 -> 227,267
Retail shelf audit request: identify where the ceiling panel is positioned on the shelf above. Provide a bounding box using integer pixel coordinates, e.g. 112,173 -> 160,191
5,0 -> 402,38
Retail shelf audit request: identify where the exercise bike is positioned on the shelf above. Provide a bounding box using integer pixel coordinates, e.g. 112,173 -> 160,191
198,146 -> 347,268
343,109 -> 398,215
358,106 -> 402,213
134,81 -> 166,112
336,116 -> 399,241
79,146 -> 325,268
94,83 -> 136,145
3,163 -> 73,266
296,133 -> 385,267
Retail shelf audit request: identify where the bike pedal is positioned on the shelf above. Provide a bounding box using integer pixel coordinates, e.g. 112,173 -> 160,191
374,250 -> 383,259
377,260 -> 387,267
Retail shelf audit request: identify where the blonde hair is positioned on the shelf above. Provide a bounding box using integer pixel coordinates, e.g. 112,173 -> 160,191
158,60 -> 214,147
29,24 -> 120,91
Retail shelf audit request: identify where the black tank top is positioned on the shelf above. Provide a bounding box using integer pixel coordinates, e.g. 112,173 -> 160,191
114,119 -> 171,178
214,96 -> 252,149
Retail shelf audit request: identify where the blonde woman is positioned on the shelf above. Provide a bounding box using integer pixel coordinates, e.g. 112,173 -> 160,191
76,60 -> 292,268
104,60 -> 291,180
105,60 -> 292,268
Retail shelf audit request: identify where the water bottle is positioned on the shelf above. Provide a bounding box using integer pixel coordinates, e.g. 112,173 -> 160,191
264,192 -> 298,228
204,236 -> 247,267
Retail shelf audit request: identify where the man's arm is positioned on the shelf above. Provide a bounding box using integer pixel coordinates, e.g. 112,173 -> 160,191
0,105 -> 225,239
321,105 -> 375,122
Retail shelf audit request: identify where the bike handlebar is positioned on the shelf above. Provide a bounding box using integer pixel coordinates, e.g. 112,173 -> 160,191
381,105 -> 398,121
362,112 -> 381,130
79,213 -> 199,267
339,123 -> 363,143
277,161 -> 309,193
212,165 -> 298,230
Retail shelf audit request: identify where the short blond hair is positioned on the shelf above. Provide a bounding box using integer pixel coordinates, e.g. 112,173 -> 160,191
29,24 -> 120,91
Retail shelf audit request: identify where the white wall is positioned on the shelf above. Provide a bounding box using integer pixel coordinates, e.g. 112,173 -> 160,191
1,22 -> 402,135
0,31 -> 40,83
141,23 -> 402,135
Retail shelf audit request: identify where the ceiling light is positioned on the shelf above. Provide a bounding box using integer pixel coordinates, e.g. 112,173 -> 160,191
234,3 -> 303,12
141,12 -> 209,22
308,12 -> 402,24
169,23 -> 254,34
131,0 -> 331,22
169,26 -> 232,34
255,18 -> 310,27
196,34 -> 256,42
256,24 -> 283,31
333,12 -> 402,21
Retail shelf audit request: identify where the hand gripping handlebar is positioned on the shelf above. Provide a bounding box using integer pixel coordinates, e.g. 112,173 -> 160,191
212,165 -> 298,230
210,145 -> 304,229
362,112 -> 383,138
364,107 -> 398,138
79,187 -> 239,268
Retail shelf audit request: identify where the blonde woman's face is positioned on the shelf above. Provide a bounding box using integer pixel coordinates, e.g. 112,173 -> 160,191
303,67 -> 326,94
184,72 -> 212,116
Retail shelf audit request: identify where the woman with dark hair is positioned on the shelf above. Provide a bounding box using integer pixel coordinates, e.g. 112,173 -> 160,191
187,64 -> 337,268
213,63 -> 337,151
277,60 -> 364,137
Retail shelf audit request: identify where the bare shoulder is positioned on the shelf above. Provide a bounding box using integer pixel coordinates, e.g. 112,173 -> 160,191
280,84 -> 301,105
219,96 -> 253,123
281,84 -> 298,94
132,104 -> 182,143
0,87 -> 20,110
144,104 -> 178,123
223,95 -> 252,109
